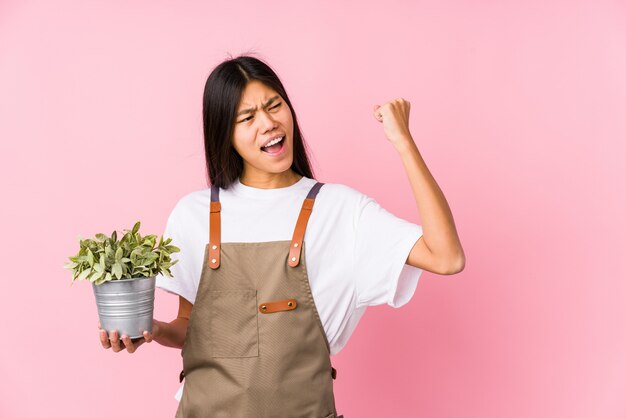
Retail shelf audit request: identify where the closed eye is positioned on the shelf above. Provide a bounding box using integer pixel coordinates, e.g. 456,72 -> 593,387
240,103 -> 282,123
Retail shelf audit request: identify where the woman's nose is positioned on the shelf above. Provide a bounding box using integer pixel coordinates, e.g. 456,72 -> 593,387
259,110 -> 276,130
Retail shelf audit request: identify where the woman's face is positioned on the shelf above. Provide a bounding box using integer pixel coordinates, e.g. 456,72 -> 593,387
232,80 -> 294,178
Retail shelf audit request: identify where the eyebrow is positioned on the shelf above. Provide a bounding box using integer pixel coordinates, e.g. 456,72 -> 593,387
237,95 -> 280,117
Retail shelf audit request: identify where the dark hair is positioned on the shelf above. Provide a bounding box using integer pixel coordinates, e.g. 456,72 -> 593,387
202,54 -> 315,189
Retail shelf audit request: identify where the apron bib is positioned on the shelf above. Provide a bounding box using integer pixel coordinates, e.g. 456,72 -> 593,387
176,181 -> 341,418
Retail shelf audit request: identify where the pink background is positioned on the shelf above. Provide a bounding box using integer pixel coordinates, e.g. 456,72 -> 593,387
1,0 -> 625,417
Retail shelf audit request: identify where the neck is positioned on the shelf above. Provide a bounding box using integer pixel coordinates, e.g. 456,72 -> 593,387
239,169 -> 303,189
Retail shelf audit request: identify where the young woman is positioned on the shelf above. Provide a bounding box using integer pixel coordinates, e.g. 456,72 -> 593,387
98,55 -> 465,417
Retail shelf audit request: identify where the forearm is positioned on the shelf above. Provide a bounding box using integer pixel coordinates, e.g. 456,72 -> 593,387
395,136 -> 465,266
154,317 -> 189,349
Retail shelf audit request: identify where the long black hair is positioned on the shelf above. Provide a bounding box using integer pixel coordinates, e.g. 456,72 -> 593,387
202,54 -> 315,189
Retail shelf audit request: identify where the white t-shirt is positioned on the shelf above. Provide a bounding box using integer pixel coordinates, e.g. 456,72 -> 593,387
156,175 -> 424,401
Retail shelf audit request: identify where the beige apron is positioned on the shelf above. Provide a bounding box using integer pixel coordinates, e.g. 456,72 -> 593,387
176,181 -> 341,418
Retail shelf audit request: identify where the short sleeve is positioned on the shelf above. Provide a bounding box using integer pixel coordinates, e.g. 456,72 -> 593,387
353,193 -> 424,309
155,202 -> 197,304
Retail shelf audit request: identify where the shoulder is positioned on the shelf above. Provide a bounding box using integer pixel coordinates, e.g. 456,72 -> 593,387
319,181 -> 366,199
314,182 -> 376,228
318,181 -> 374,209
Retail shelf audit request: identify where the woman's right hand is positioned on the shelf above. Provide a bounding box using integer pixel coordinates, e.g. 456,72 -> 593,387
98,319 -> 161,354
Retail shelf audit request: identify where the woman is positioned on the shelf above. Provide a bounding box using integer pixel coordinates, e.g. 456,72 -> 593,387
98,55 -> 465,417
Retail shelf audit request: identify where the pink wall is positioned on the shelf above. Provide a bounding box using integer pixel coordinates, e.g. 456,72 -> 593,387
1,0 -> 625,417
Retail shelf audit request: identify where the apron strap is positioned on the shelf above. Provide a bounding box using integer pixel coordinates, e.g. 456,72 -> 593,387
288,182 -> 324,268
208,184 -> 221,269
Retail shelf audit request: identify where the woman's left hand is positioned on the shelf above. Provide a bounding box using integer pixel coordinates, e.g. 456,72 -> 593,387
373,98 -> 413,149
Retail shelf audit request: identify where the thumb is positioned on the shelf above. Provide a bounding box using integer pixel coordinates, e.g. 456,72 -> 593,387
373,105 -> 383,122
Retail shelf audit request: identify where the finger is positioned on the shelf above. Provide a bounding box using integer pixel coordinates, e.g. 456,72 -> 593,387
110,330 -> 125,353
122,335 -> 137,354
99,329 -> 111,349
98,320 -> 101,329
135,337 -> 146,350
143,330 -> 153,343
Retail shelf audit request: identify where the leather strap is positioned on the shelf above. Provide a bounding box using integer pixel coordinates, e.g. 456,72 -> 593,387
208,184 -> 221,269
258,298 -> 297,313
288,182 -> 324,268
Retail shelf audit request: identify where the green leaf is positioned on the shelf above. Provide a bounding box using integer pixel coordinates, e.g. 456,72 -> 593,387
146,253 -> 158,261
78,268 -> 92,280
112,263 -> 122,279
87,249 -> 95,267
90,270 -> 103,282
132,221 -> 140,235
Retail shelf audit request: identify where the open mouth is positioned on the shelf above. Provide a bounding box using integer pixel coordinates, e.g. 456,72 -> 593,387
260,136 -> 285,155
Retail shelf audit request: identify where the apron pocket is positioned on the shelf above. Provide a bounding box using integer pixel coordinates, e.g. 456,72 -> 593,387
209,289 -> 259,358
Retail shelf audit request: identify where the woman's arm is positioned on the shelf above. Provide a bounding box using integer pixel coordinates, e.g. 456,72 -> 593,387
374,99 -> 466,275
397,139 -> 465,274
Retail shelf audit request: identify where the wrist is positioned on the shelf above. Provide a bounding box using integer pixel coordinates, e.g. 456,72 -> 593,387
394,137 -> 417,154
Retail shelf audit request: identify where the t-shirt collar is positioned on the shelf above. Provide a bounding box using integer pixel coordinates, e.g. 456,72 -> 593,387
228,175 -> 310,199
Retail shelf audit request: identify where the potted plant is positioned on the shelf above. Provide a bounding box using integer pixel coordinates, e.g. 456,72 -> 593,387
64,221 -> 180,340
